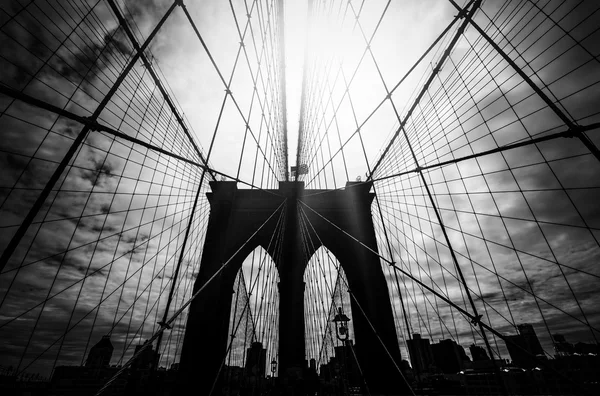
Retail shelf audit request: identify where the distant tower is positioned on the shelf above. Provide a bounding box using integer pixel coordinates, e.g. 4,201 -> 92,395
406,333 -> 435,373
469,344 -> 489,361
430,339 -> 470,374
131,341 -> 159,370
245,342 -> 266,377
85,335 -> 113,368
517,324 -> 544,353
505,324 -> 545,368
552,333 -> 574,356
517,324 -> 544,358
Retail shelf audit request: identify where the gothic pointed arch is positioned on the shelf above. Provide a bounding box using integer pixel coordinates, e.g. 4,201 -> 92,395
224,246 -> 279,393
178,181 -> 405,394
303,246 -> 354,367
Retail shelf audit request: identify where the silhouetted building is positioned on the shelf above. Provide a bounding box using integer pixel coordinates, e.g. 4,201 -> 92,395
431,339 -> 470,374
553,334 -> 567,343
505,324 -> 544,368
469,344 -> 504,370
220,365 -> 244,395
406,333 -> 435,373
131,341 -> 159,370
457,356 -> 600,396
317,341 -> 363,390
245,342 -> 266,377
319,358 -> 335,382
574,341 -> 600,355
400,359 -> 412,372
469,344 -> 489,361
334,341 -> 361,386
518,324 -> 544,354
553,334 -> 574,356
305,358 -> 319,395
0,367 -> 48,396
85,335 -> 113,368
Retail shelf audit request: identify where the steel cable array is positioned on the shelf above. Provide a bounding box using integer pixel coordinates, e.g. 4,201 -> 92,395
1,0 -> 599,395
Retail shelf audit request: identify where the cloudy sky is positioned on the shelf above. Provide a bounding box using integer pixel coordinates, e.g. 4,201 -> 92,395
293,0 -> 600,366
0,0 -> 599,384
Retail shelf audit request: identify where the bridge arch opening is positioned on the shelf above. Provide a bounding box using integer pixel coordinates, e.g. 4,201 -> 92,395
222,246 -> 279,394
303,246 -> 354,373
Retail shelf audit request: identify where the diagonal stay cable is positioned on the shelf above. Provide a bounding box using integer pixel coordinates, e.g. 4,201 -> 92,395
106,0 -> 215,177
152,0 -> 279,363
0,84 -> 283,197
208,201 -> 286,396
446,0 -> 600,163
297,202 -> 415,396
298,206 -> 373,395
296,209 -> 342,364
93,198 -> 286,395
0,1 -> 182,275
372,121 -> 600,183
368,0 -> 481,181
179,1 -> 284,181
303,1 -> 470,185
298,197 -> 593,395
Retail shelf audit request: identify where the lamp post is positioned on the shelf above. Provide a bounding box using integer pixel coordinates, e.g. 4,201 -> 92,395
270,359 -> 277,377
332,307 -> 352,395
270,359 -> 277,395
332,307 -> 350,342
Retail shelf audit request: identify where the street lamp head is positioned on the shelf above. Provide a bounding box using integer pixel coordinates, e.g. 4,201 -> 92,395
331,307 -> 350,341
332,307 -> 350,324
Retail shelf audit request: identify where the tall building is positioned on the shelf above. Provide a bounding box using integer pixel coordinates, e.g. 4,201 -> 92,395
245,342 -> 266,377
553,334 -> 574,356
85,335 -> 114,368
469,344 -> 489,361
131,341 -> 159,370
573,341 -> 600,355
517,324 -> 544,355
406,333 -> 435,373
431,339 -> 470,374
504,324 -> 545,368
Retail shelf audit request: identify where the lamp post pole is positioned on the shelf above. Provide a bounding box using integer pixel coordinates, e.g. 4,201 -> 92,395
270,359 -> 277,395
332,307 -> 351,395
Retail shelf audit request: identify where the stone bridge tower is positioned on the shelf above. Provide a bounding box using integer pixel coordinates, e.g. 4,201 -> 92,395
177,181 -> 404,394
